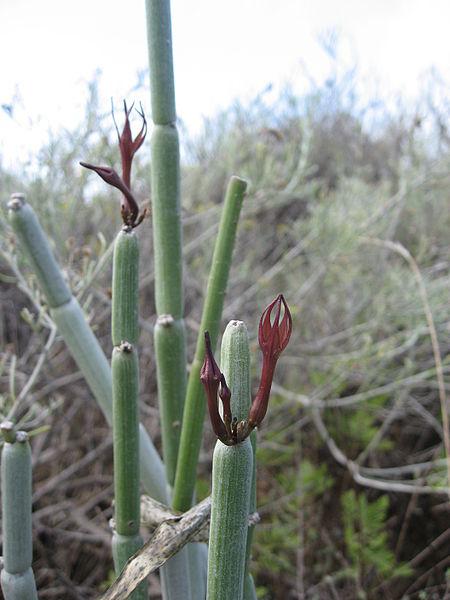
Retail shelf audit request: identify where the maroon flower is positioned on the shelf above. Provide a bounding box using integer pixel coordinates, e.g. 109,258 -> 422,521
201,295 -> 292,445
200,332 -> 229,442
79,162 -> 140,226
113,100 -> 147,190
248,294 -> 292,428
80,100 -> 147,228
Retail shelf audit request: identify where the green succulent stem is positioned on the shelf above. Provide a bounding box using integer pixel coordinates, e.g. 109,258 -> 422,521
173,177 -> 247,513
145,0 -> 176,126
8,193 -> 71,308
150,125 -> 184,317
148,123 -> 187,497
0,425 -> 38,600
206,320 -> 254,600
112,228 -> 139,346
111,344 -> 146,599
221,322 -> 258,598
207,440 -> 253,600
112,344 -> 140,536
154,315 -> 186,486
145,1 -> 197,598
146,3 -> 186,488
110,225 -> 146,599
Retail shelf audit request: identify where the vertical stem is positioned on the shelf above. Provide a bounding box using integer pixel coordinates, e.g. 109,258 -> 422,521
207,321 -> 253,600
154,315 -> 186,486
112,229 -> 139,347
221,322 -> 258,598
111,345 -> 146,599
1,423 -> 38,600
207,440 -> 253,600
110,229 -> 146,599
145,3 -> 194,598
146,0 -> 176,126
145,0 -> 186,486
173,177 -> 247,513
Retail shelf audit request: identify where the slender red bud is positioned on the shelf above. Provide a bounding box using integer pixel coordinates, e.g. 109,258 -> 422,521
248,294 -> 292,428
80,100 -> 147,228
79,161 -> 140,226
200,332 -> 228,442
113,100 -> 147,189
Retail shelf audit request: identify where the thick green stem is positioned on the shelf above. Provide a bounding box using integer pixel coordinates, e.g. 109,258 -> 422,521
111,231 -> 141,533
149,126 -> 187,491
173,177 -> 247,513
111,355 -> 140,533
145,0 -> 176,126
221,322 -> 257,599
111,227 -> 146,598
112,229 -> 139,346
150,126 -> 184,317
145,2 -> 195,598
206,320 -> 254,600
146,4 -> 186,487
111,345 -> 146,599
8,194 -> 71,308
220,321 -> 251,421
154,315 -> 186,486
207,440 -> 253,600
1,424 -> 38,600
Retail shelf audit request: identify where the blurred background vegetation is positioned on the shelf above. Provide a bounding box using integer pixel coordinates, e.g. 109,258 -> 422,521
1,57 -> 450,599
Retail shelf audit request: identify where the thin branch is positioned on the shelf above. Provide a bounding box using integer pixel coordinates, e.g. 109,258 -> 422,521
312,408 -> 449,496
7,325 -> 57,421
272,363 -> 450,409
361,236 -> 450,497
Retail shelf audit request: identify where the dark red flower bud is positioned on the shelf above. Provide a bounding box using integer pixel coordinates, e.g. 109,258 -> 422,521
249,294 -> 292,428
80,100 -> 147,228
258,293 -> 292,361
79,162 -> 140,226
200,332 -> 228,442
113,100 -> 147,189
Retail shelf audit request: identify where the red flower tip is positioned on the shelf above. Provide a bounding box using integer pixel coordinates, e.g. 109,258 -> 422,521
200,296 -> 292,443
113,99 -> 147,190
80,162 -> 123,188
249,294 -> 292,428
79,161 -> 141,227
200,332 -> 228,442
200,332 -> 221,387
258,293 -> 292,362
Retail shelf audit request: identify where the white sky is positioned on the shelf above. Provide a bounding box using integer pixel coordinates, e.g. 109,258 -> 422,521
1,0 -> 450,169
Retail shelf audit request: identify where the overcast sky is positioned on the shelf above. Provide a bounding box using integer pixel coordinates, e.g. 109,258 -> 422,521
2,0 -> 450,169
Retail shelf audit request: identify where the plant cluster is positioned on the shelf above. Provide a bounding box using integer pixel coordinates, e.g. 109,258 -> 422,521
1,7 -> 450,600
